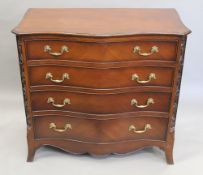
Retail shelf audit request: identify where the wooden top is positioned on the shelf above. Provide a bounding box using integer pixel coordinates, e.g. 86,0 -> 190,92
12,8 -> 191,36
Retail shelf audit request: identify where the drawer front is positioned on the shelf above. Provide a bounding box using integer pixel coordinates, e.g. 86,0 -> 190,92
29,66 -> 174,88
31,91 -> 171,114
34,116 -> 168,142
26,40 -> 177,61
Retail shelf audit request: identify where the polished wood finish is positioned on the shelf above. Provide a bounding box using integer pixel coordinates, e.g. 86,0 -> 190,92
26,39 -> 177,61
31,91 -> 171,113
34,116 -> 168,142
12,8 -> 190,36
12,8 -> 190,164
29,65 -> 174,88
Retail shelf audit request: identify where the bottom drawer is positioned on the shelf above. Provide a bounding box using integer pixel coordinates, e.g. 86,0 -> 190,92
34,115 -> 168,143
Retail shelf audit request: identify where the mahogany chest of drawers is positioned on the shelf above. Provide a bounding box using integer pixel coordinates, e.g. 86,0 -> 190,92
12,8 -> 191,164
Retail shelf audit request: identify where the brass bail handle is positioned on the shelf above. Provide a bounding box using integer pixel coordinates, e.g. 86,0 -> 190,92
47,97 -> 71,108
133,46 -> 159,56
44,45 -> 69,56
49,122 -> 72,132
131,98 -> 154,108
132,73 -> 156,84
45,72 -> 70,83
129,124 -> 152,134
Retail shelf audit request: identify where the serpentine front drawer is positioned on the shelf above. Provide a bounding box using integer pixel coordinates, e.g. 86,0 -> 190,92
33,115 -> 168,142
30,91 -> 171,114
28,65 -> 175,88
25,39 -> 178,62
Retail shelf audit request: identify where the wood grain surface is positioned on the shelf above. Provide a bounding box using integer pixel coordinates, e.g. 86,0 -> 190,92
12,8 -> 191,36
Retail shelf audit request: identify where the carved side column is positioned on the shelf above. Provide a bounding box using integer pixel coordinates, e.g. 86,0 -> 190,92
165,36 -> 187,164
16,36 -> 36,161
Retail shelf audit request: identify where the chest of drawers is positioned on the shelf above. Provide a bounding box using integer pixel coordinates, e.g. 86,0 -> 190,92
12,8 -> 191,164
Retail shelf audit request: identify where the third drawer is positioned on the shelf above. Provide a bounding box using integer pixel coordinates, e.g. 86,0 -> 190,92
31,91 -> 171,114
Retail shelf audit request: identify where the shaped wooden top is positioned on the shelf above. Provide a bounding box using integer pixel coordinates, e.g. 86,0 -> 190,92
12,8 -> 191,36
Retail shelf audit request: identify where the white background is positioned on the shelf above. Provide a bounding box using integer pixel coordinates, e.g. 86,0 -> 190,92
0,1 -> 203,175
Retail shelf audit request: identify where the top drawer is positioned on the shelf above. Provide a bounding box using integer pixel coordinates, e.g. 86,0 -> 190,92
25,40 -> 178,62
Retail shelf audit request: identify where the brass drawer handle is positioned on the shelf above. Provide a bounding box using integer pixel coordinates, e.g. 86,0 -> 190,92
129,124 -> 152,134
132,73 -> 156,84
44,45 -> 68,56
49,122 -> 72,132
131,98 -> 154,108
47,97 -> 71,108
133,46 -> 159,56
46,72 -> 69,83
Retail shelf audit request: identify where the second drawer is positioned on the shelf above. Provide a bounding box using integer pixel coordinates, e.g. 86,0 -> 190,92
29,66 -> 174,88
31,91 -> 171,114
